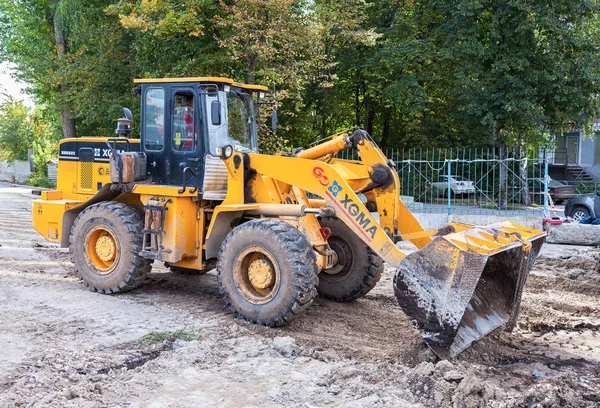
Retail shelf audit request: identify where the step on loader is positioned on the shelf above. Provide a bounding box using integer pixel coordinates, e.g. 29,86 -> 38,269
32,77 -> 545,358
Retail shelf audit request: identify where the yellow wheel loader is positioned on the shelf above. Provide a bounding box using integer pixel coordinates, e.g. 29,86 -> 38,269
32,77 -> 545,358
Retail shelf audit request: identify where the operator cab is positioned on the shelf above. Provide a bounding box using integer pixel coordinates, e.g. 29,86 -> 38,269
134,77 -> 265,192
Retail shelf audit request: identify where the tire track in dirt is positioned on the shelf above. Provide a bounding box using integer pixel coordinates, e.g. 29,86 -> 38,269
129,266 -> 426,365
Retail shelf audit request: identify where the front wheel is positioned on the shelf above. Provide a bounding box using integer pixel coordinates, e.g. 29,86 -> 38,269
217,219 -> 319,326
316,217 -> 383,302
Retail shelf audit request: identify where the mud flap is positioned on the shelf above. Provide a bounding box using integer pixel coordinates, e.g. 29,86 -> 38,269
393,222 -> 545,358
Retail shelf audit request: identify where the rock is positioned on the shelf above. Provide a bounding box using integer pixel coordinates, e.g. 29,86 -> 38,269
172,339 -> 187,350
65,388 -> 78,400
412,361 -> 435,377
531,369 -> 546,380
568,269 -> 586,280
273,336 -> 296,357
435,359 -> 455,374
583,392 -> 600,402
455,373 -> 483,397
417,346 -> 438,363
329,385 -> 341,395
546,223 -> 600,246
443,370 -> 464,382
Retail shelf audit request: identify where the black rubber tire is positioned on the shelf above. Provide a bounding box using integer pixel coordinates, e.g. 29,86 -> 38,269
317,217 -> 383,302
217,218 -> 319,327
69,201 -> 152,293
166,263 -> 210,276
570,205 -> 590,221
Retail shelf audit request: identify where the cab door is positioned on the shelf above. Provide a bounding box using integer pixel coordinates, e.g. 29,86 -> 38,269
167,86 -> 203,188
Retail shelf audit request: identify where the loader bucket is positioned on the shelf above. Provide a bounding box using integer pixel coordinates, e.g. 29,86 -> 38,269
393,221 -> 545,358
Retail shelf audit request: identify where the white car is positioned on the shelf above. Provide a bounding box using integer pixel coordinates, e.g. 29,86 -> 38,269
431,175 -> 476,197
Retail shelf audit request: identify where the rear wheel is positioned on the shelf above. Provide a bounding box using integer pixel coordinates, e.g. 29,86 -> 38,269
70,202 -> 152,293
317,217 -> 383,302
217,219 -> 318,326
570,206 -> 590,221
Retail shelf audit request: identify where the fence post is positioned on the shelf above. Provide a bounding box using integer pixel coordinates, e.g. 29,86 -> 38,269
543,158 -> 548,216
447,159 -> 452,215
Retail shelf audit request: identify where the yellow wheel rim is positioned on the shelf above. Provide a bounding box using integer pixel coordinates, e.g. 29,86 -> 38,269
85,226 -> 119,273
233,246 -> 280,304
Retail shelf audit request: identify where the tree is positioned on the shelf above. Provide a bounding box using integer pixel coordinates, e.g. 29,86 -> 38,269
300,0 -> 380,140
430,0 -> 600,204
0,96 -> 34,161
0,0 -> 138,138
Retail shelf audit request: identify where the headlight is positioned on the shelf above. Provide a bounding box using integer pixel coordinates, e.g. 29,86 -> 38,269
218,144 -> 234,159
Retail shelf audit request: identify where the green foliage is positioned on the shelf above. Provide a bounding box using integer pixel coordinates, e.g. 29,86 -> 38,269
258,130 -> 292,154
0,96 -> 34,161
0,0 -> 139,137
138,329 -> 196,345
1,0 -> 600,152
26,105 -> 60,186
27,171 -> 53,187
431,0 -> 600,147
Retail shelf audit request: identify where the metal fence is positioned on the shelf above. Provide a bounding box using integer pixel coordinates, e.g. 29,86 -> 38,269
338,147 -> 553,216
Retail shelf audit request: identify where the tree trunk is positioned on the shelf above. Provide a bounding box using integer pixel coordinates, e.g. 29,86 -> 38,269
247,54 -> 256,85
355,85 -> 360,127
53,1 -> 76,139
380,110 -> 391,149
364,96 -> 375,135
320,86 -> 327,139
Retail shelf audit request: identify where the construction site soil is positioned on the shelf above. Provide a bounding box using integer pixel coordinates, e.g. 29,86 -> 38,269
0,184 -> 598,407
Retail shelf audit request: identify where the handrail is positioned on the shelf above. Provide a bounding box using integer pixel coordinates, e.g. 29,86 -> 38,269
178,167 -> 198,194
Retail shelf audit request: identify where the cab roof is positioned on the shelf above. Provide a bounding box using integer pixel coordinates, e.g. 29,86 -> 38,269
134,77 -> 234,85
133,77 -> 268,91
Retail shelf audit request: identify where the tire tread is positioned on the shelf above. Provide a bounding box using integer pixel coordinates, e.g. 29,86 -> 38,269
69,201 -> 151,293
317,217 -> 383,302
216,218 -> 318,327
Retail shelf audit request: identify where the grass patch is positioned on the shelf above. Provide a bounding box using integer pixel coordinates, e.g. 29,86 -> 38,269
138,329 -> 196,345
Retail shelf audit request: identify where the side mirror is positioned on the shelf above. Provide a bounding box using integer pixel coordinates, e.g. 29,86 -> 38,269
211,100 -> 221,125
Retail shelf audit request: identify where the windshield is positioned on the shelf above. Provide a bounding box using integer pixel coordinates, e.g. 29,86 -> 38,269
208,90 -> 258,155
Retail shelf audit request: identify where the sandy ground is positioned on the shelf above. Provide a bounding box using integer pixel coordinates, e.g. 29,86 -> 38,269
0,183 -> 599,407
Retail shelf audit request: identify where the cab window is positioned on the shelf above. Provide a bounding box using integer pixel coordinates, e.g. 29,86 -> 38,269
172,92 -> 197,152
207,90 -> 257,155
144,88 -> 165,151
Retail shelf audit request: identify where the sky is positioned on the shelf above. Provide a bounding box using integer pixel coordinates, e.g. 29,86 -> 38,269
0,61 -> 34,107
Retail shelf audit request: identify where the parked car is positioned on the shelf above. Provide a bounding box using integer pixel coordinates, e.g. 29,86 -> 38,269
527,178 -> 576,204
431,175 -> 476,197
565,192 -> 600,221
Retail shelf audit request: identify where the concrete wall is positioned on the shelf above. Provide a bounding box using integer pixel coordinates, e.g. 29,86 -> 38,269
580,134 -> 596,167
0,160 -> 30,183
449,213 -> 543,230
413,212 -> 543,231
